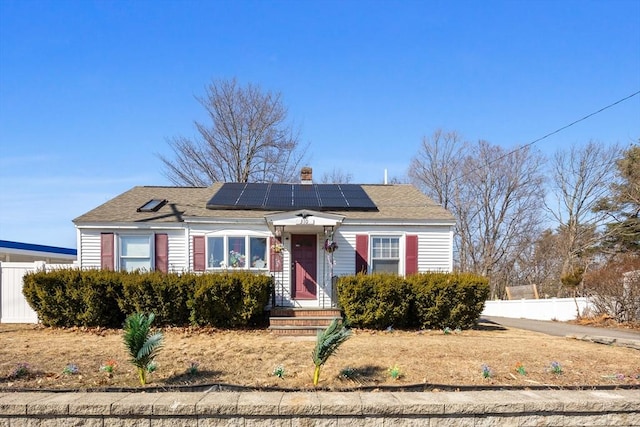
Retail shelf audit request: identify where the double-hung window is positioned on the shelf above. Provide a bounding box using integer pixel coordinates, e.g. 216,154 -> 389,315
207,235 -> 267,269
119,235 -> 152,271
371,236 -> 400,273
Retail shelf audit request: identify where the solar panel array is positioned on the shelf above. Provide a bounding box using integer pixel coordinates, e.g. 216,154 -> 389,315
206,183 -> 378,211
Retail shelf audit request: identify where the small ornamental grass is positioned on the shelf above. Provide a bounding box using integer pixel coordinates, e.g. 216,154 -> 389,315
339,366 -> 358,381
10,363 -> 30,379
481,364 -> 493,379
62,364 -> 79,375
549,361 -> 563,375
388,364 -> 403,380
186,361 -> 200,376
272,365 -> 285,379
100,359 -> 117,374
515,362 -> 527,376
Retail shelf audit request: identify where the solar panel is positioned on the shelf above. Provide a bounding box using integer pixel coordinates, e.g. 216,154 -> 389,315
206,183 -> 377,211
236,183 -> 269,208
265,184 -> 292,209
293,185 -> 321,209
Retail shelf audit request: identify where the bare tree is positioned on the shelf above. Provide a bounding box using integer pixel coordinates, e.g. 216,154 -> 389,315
547,141 -> 621,280
410,134 -> 546,298
320,168 -> 353,184
159,78 -> 308,186
409,129 -> 466,210
460,142 -> 546,297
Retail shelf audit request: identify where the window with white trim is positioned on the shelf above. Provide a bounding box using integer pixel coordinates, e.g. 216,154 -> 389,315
371,236 -> 400,274
207,235 -> 268,269
119,235 -> 152,271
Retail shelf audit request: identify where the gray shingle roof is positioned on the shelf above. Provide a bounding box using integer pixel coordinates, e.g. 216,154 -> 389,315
73,184 -> 455,224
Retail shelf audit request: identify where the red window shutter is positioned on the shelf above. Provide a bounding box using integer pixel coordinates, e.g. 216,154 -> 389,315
193,236 -> 205,271
269,236 -> 283,272
100,233 -> 114,271
155,233 -> 168,273
355,234 -> 368,274
405,235 -> 418,276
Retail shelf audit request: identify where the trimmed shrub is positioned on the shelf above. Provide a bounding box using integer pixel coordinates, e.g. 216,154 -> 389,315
23,269 -> 124,328
23,269 -> 272,329
337,272 -> 489,330
119,272 -> 193,326
337,273 -> 413,329
409,272 -> 489,329
189,271 -> 273,327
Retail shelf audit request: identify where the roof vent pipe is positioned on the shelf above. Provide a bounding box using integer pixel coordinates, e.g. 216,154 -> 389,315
384,169 -> 388,185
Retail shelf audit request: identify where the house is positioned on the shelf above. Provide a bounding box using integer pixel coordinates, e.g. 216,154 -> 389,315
73,168 -> 455,310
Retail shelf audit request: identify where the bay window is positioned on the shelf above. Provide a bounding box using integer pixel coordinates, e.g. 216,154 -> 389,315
207,235 -> 267,269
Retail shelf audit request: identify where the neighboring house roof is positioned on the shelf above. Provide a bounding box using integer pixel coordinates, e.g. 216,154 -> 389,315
0,240 -> 77,262
73,183 -> 455,224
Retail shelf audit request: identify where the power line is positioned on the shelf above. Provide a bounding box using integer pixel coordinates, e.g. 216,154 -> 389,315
454,90 -> 640,182
518,90 -> 639,151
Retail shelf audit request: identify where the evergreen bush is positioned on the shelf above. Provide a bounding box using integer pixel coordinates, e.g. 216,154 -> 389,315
23,269 -> 272,328
189,271 -> 273,327
23,269 -> 123,328
119,271 -> 193,326
337,272 -> 489,329
337,273 -> 413,329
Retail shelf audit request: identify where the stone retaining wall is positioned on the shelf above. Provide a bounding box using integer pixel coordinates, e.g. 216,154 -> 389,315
1,389 -> 639,426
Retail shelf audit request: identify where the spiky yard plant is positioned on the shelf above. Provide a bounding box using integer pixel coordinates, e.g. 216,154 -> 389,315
312,318 -> 351,386
122,312 -> 164,385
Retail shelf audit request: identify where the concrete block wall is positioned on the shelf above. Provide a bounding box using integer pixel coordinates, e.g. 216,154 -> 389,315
1,389 -> 639,426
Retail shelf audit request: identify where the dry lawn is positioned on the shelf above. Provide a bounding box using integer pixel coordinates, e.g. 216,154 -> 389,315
1,322 -> 638,391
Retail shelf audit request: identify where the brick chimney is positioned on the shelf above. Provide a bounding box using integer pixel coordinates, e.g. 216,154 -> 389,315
300,167 -> 313,184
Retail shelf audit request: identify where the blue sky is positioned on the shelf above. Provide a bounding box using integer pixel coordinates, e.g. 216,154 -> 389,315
1,0 -> 639,249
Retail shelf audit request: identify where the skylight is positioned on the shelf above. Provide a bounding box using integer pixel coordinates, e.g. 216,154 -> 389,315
137,199 -> 167,212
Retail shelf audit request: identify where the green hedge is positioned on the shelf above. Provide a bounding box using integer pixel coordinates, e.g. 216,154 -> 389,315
23,269 -> 124,328
23,269 -> 273,328
408,272 -> 490,329
337,273 -> 413,329
337,272 -> 489,330
189,271 -> 273,327
119,271 -> 194,326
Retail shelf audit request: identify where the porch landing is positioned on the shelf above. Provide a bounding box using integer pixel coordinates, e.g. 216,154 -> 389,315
268,307 -> 342,336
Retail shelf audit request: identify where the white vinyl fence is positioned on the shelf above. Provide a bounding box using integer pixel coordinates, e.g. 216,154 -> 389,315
0,261 -> 76,323
482,297 -> 592,321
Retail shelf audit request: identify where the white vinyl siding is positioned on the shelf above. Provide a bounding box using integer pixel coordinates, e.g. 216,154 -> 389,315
77,229 -> 187,271
337,225 -> 454,275
167,231 -> 187,272
78,231 -> 102,269
418,228 -> 454,272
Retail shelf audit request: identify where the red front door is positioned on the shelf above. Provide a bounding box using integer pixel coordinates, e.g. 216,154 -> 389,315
291,234 -> 317,300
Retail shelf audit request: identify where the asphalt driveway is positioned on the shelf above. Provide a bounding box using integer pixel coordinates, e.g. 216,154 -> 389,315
481,316 -> 640,347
